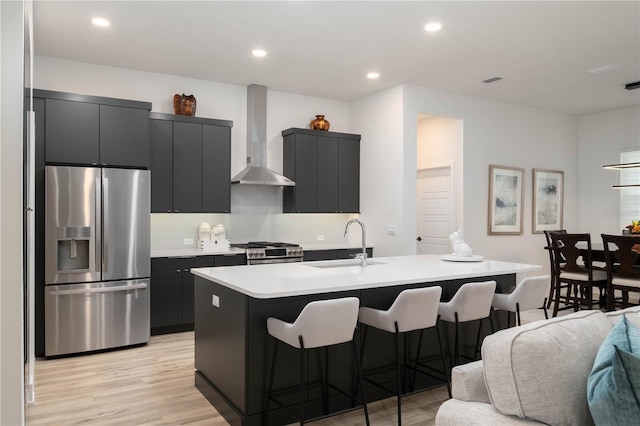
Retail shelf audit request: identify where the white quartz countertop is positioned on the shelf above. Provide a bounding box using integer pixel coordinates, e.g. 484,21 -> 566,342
151,247 -> 246,258
191,254 -> 542,299
151,243 -> 373,258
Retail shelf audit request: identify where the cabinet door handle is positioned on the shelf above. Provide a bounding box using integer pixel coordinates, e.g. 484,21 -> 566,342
183,269 -> 189,272
176,270 -> 180,273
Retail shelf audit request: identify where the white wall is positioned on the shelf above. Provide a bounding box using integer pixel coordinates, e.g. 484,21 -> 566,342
34,56 -> 357,247
1,1 -> 25,424
578,106 -> 640,235
349,86 -> 405,256
348,84 -> 578,270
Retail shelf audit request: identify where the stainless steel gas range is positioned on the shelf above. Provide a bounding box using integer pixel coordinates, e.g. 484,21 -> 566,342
230,242 -> 304,265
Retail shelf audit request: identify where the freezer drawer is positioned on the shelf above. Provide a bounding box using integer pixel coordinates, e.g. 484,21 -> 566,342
45,279 -> 150,357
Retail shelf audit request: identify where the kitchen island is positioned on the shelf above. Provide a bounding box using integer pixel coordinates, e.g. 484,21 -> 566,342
192,254 -> 541,426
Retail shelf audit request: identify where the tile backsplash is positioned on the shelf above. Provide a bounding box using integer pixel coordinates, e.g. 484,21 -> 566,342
151,185 -> 358,250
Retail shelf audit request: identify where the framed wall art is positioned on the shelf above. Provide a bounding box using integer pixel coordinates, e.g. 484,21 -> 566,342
488,165 -> 524,235
532,168 -> 564,233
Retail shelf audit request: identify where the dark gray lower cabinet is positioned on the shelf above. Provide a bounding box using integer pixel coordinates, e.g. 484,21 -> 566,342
151,254 -> 245,334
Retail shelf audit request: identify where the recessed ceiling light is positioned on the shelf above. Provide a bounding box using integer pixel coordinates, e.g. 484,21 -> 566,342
252,49 -> 267,58
91,17 -> 110,27
424,22 -> 442,32
587,64 -> 619,75
367,72 -> 380,79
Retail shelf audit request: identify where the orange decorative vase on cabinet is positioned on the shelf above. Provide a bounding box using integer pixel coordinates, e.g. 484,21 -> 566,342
173,94 -> 197,116
310,115 -> 330,131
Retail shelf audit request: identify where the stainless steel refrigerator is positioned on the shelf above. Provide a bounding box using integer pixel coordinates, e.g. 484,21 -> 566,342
44,165 -> 150,356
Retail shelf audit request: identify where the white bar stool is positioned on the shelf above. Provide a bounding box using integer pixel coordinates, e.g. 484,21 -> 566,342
263,297 -> 369,426
492,275 -> 550,326
358,286 -> 445,426
438,281 -> 496,366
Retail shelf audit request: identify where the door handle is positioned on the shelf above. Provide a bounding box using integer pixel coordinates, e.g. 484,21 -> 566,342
417,236 -> 422,242
103,177 -> 109,272
50,283 -> 148,296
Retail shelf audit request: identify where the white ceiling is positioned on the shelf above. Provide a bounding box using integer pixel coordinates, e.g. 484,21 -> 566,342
33,1 -> 640,116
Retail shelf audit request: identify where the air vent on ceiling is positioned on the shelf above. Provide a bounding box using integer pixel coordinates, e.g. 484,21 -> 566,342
482,76 -> 503,84
587,64 -> 619,74
625,81 -> 640,91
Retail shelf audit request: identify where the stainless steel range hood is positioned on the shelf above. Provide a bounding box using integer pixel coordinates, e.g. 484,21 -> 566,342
231,84 -> 295,186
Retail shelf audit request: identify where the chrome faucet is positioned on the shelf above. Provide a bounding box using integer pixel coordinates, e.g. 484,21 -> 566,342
344,218 -> 367,267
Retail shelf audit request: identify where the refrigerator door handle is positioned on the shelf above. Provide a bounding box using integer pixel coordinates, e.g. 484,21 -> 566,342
103,177 -> 109,272
95,177 -> 102,274
49,283 -> 148,296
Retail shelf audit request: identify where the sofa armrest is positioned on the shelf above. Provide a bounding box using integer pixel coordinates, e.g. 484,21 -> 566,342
451,360 -> 491,403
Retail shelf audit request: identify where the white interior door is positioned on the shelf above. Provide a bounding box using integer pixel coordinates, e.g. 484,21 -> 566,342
417,166 -> 453,255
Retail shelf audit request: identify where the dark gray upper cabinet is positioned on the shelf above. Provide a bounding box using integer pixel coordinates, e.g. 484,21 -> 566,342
100,105 -> 150,168
173,122 -> 203,212
282,128 -> 361,213
317,136 -> 338,212
149,113 -> 233,213
149,119 -> 173,212
45,98 -> 100,165
38,90 -> 151,167
338,137 -> 360,213
202,124 -> 231,213
283,133 -> 317,212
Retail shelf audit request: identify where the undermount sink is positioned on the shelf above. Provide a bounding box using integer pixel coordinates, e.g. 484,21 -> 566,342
308,260 -> 387,269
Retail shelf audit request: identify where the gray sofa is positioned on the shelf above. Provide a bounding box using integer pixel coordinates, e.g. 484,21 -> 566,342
435,306 -> 640,426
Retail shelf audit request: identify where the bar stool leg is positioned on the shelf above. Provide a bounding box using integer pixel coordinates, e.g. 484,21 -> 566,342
454,313 -> 460,366
411,328 -> 425,392
299,336 -> 306,426
317,348 -> 328,414
434,322 -> 452,397
516,302 -> 521,327
394,322 -> 402,426
351,339 -> 370,426
263,339 -> 279,426
473,319 -> 483,360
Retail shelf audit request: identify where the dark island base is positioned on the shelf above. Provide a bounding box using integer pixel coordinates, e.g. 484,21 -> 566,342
194,274 -> 515,426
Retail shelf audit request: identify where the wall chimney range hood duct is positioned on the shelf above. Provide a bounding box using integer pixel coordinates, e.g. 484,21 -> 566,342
231,84 -> 295,186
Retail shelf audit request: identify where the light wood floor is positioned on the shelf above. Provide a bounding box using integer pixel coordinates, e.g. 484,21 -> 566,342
27,305 -> 562,426
26,331 -> 449,426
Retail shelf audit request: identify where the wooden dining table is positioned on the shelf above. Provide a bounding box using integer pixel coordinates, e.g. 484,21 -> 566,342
578,239 -> 640,264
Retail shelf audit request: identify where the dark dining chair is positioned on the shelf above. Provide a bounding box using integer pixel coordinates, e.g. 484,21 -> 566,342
601,234 -> 640,311
549,233 -> 608,316
543,230 -> 569,311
